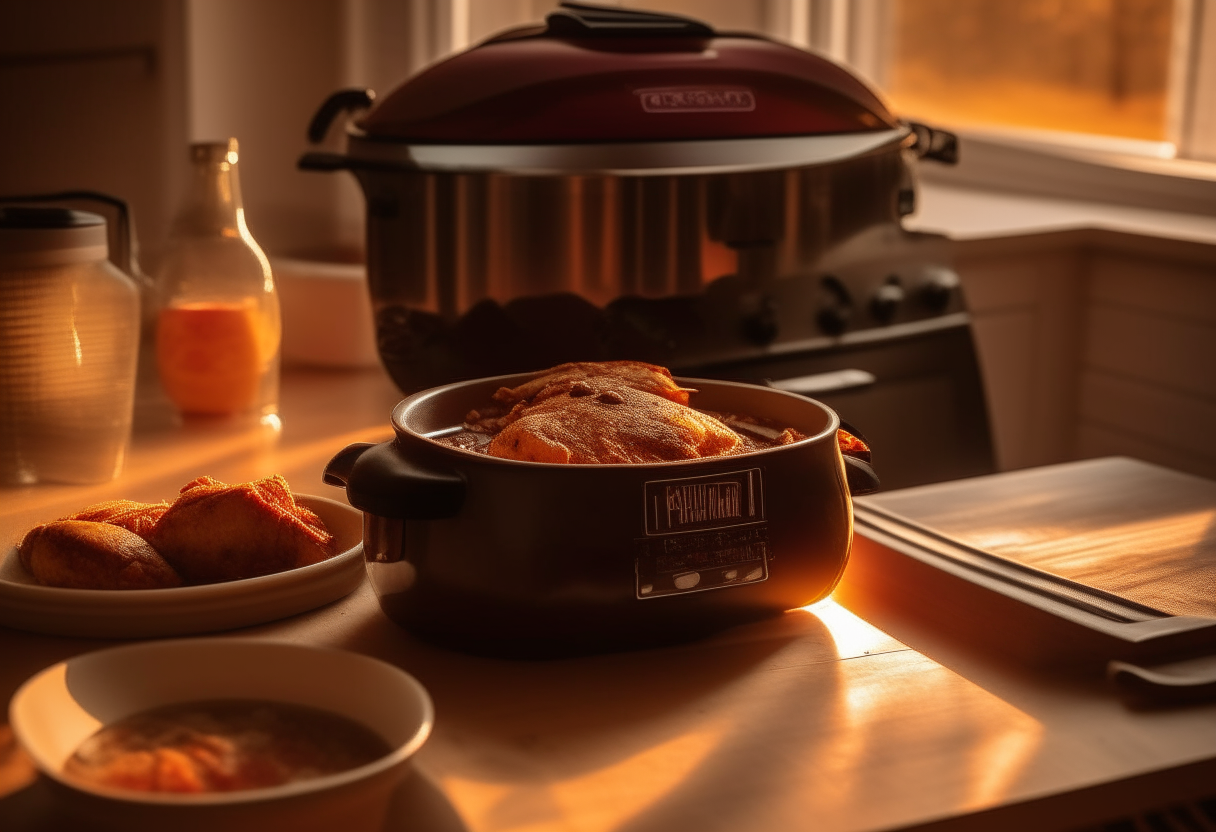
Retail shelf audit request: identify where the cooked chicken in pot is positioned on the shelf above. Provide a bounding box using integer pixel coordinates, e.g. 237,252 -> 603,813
444,361 -> 820,465
488,383 -> 741,464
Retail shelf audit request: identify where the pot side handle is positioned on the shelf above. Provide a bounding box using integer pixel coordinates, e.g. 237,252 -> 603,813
843,456 -> 880,496
324,441 -> 466,520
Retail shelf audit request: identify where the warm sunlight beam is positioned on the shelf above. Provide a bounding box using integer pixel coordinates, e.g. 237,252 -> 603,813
439,721 -> 727,832
801,599 -> 1045,816
800,596 -> 900,659
959,722 -> 1046,812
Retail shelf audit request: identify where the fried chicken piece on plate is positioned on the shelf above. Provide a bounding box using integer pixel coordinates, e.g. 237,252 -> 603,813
62,499 -> 169,538
18,521 -> 183,589
146,475 -> 336,584
471,361 -> 696,432
487,385 -> 740,464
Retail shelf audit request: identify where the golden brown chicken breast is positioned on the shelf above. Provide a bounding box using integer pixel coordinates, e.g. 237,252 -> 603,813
146,475 -> 335,584
470,361 -> 697,433
18,521 -> 183,590
494,361 -> 692,407
487,384 -> 740,464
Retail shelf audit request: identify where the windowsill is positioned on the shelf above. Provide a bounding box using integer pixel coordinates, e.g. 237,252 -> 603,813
903,125 -> 1216,253
909,127 -> 1216,227
908,181 -> 1216,248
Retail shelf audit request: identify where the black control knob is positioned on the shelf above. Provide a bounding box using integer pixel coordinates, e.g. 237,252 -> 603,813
816,275 -> 853,336
739,294 -> 778,345
870,276 -> 904,324
920,267 -> 961,313
816,305 -> 851,336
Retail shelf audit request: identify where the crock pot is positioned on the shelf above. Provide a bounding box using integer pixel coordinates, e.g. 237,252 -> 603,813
323,372 -> 879,656
300,2 -> 957,394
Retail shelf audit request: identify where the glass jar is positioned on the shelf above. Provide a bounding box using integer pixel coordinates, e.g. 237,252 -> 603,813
156,139 -> 281,424
0,207 -> 141,484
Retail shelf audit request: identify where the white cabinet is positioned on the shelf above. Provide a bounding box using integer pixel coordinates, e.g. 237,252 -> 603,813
958,231 -> 1216,479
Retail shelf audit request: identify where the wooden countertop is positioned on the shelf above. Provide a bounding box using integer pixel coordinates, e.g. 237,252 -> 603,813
3,368 -> 1215,832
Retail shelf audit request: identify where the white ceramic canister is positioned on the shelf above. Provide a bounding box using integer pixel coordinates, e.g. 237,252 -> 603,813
0,207 -> 141,484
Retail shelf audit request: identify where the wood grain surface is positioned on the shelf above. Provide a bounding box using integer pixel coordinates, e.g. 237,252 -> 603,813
860,457 -> 1216,619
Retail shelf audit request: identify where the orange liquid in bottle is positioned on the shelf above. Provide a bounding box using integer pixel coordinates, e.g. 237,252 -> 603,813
156,301 -> 266,416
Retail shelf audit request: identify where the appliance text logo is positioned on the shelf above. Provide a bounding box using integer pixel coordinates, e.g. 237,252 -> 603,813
644,469 -> 763,535
637,87 -> 756,114
665,482 -> 742,527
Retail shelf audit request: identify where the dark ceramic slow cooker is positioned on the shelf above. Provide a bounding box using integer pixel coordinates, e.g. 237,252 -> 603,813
324,372 -> 878,656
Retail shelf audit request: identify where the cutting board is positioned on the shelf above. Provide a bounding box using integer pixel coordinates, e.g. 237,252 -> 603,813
860,456 -> 1216,619
840,457 -> 1216,688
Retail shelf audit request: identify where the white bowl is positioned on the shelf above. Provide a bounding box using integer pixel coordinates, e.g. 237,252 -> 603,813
9,639 -> 433,832
272,256 -> 379,368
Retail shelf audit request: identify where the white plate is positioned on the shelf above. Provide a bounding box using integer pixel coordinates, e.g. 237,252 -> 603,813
0,495 -> 365,638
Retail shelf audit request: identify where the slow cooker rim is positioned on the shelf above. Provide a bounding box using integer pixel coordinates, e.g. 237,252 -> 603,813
341,126 -> 910,176
391,373 -> 842,471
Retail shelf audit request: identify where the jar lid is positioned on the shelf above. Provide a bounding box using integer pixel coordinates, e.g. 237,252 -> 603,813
0,207 -> 109,270
358,3 -> 897,145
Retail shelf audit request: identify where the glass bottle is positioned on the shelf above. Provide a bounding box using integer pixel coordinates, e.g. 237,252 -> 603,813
155,139 -> 280,425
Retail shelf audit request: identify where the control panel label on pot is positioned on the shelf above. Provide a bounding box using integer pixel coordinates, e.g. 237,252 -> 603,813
634,526 -> 769,599
635,468 -> 768,599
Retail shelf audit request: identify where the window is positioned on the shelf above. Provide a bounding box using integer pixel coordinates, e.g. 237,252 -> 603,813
885,0 -> 1178,144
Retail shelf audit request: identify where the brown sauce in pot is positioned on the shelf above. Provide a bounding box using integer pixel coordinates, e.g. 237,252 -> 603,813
63,699 -> 391,794
432,410 -> 806,458
428,362 -> 827,465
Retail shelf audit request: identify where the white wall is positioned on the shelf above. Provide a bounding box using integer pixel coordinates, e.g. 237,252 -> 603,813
0,0 -> 189,270
0,0 -> 477,267
186,0 -> 357,257
1078,245 -> 1216,474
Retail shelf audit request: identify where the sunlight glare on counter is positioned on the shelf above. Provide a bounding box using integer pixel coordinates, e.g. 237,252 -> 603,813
801,596 -> 900,660
438,720 -> 728,832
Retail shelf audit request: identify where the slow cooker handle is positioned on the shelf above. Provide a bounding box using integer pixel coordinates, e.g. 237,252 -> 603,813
324,441 -> 466,520
299,88 -> 380,175
306,88 -> 375,144
906,122 -> 959,165
843,456 -> 880,496
837,418 -> 879,496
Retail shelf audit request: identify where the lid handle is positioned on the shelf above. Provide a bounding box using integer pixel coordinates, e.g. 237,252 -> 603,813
545,2 -> 715,37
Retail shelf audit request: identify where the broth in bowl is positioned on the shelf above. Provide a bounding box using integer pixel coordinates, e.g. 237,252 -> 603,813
65,699 -> 391,794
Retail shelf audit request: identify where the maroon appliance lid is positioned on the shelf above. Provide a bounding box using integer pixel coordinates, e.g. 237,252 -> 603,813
358,3 -> 898,145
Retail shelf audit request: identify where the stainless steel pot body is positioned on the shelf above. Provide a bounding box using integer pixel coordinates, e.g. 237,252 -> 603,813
339,140 -> 911,393
324,374 -> 878,656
